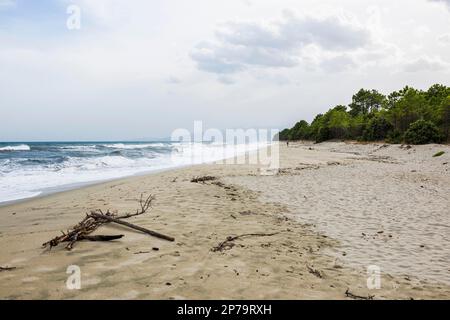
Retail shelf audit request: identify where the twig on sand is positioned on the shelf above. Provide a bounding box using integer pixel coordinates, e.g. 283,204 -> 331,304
306,264 -> 323,278
0,266 -> 17,272
81,235 -> 124,241
42,194 -> 174,251
191,176 -> 217,183
345,289 -> 374,300
133,251 -> 151,255
212,232 -> 279,252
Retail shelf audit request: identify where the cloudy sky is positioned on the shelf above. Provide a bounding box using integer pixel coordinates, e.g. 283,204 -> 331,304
1,0 -> 449,141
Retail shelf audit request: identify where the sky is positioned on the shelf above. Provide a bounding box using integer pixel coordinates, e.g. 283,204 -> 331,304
0,0 -> 449,141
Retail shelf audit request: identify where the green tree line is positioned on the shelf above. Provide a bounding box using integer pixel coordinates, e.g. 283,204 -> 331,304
279,84 -> 450,144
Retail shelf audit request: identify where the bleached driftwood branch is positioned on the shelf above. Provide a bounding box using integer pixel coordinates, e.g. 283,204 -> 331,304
42,194 -> 174,251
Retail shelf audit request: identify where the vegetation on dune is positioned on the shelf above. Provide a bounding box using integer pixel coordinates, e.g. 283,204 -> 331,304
404,120 -> 442,145
279,84 -> 450,144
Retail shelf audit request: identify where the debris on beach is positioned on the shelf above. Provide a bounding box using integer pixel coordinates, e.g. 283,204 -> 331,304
306,264 -> 323,278
211,180 -> 225,187
0,266 -> 17,272
42,194 -> 175,251
345,289 -> 374,300
190,176 -> 217,183
133,251 -> 151,255
211,232 -> 279,252
239,210 -> 257,216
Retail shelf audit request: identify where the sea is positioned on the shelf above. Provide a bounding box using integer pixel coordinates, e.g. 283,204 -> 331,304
0,141 -> 262,204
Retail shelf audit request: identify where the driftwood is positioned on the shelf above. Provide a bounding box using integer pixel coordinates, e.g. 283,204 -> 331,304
0,266 -> 16,272
306,264 -> 323,278
133,251 -> 151,255
42,194 -> 174,250
90,212 -> 175,242
191,176 -> 217,183
212,232 -> 279,252
345,289 -> 374,300
81,235 -> 124,241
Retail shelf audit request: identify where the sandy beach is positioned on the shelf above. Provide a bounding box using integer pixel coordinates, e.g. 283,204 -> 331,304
0,142 -> 449,300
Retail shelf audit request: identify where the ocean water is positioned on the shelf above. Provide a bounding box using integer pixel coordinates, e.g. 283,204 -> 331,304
0,141 -> 262,204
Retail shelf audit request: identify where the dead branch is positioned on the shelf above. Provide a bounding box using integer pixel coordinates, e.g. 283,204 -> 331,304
212,232 -> 279,252
114,194 -> 155,219
133,251 -> 150,255
90,212 -> 175,242
80,235 -> 124,241
306,264 -> 323,278
191,176 -> 217,183
42,212 -> 112,250
42,194 -> 173,250
0,266 -> 16,272
345,289 -> 374,300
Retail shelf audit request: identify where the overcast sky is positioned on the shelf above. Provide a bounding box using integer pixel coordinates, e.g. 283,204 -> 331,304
1,0 -> 449,141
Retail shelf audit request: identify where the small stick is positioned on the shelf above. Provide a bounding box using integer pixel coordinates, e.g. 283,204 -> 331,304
80,235 -> 124,241
306,264 -> 323,278
90,213 -> 175,242
345,289 -> 374,300
212,232 -> 279,252
0,266 -> 17,272
191,176 -> 217,183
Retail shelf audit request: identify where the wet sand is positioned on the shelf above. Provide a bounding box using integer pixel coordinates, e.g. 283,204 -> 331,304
0,142 -> 449,299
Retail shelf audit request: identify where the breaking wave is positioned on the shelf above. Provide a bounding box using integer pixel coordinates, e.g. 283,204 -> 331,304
0,144 -> 30,152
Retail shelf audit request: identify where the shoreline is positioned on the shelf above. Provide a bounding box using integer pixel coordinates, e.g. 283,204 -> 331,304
0,143 -> 266,207
0,141 -> 449,299
0,164 -> 194,208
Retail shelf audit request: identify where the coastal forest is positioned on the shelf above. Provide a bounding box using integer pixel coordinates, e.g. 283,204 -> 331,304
279,84 -> 450,144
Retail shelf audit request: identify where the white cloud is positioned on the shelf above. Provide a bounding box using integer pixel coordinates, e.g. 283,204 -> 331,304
403,56 -> 449,72
1,0 -> 450,140
428,0 -> 450,10
190,10 -> 371,76
438,33 -> 450,45
217,75 -> 236,85
415,25 -> 431,38
167,76 -> 181,84
320,54 -> 357,73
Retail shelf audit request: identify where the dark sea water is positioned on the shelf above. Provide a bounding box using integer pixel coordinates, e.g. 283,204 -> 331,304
0,141 -> 259,204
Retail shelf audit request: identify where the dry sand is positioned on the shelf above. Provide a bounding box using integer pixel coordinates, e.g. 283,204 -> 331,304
0,142 -> 449,299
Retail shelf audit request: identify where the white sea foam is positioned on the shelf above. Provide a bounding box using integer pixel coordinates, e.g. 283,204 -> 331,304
58,145 -> 98,152
0,144 -> 30,151
101,143 -> 167,149
0,142 -> 267,204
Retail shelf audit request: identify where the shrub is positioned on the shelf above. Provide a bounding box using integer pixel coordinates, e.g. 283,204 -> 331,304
315,126 -> 330,143
386,130 -> 403,144
433,151 -> 445,157
404,120 -> 442,144
362,116 -> 393,141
